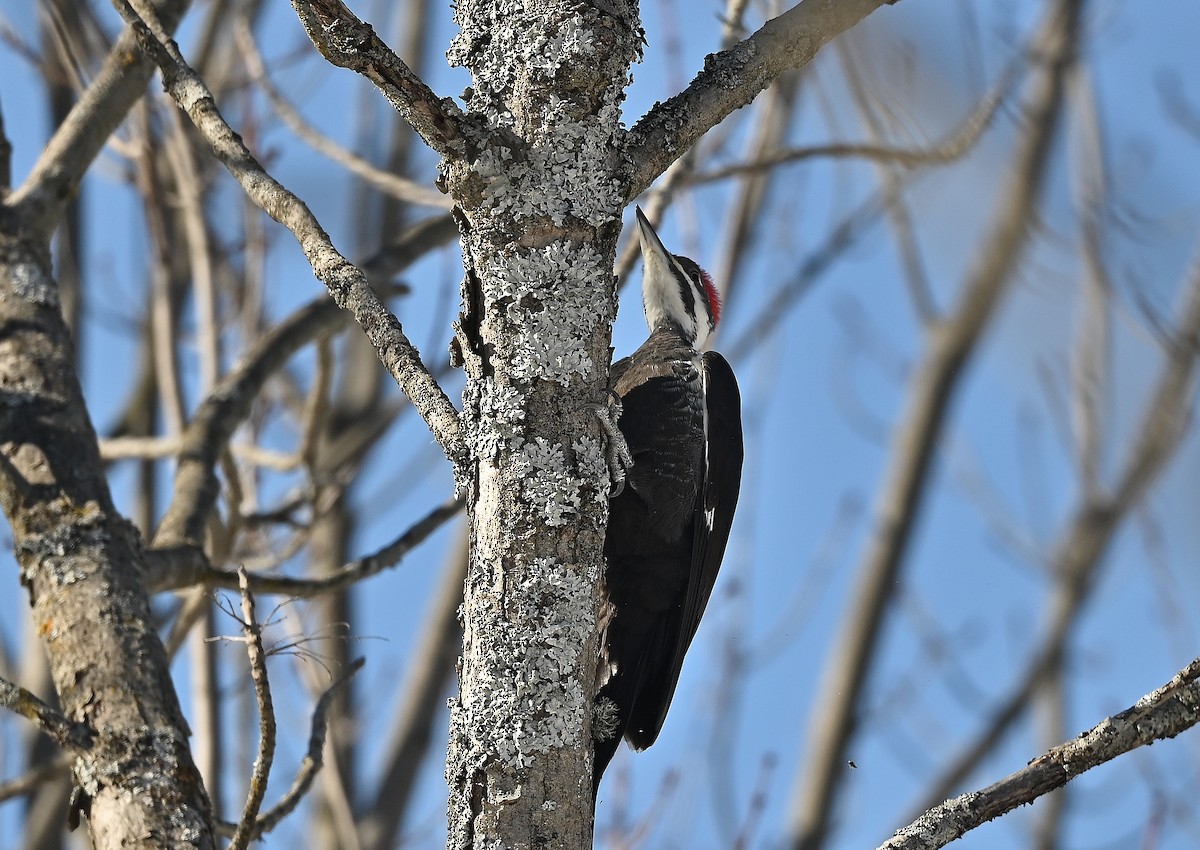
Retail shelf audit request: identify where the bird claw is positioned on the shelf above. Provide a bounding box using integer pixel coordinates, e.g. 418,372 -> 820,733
590,394 -> 632,497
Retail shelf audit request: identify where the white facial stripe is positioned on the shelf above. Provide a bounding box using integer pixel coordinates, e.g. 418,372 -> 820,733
641,249 -> 698,341
692,299 -> 713,350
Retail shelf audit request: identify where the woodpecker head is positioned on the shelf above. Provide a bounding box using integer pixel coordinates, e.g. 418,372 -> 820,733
635,206 -> 721,350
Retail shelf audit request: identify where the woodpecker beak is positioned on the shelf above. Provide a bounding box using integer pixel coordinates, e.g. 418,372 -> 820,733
634,206 -> 677,310
635,206 -> 674,271
633,205 -> 707,346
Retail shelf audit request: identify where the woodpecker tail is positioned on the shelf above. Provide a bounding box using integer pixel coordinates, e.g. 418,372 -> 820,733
593,720 -> 622,798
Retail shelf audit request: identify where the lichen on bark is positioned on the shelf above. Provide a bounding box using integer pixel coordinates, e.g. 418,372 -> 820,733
440,1 -> 642,847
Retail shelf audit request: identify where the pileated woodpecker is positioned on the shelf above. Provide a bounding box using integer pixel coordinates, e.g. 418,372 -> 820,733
594,207 -> 743,794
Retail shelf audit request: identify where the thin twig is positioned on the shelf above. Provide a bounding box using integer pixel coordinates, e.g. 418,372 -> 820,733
359,213 -> 457,285
711,69 -> 800,317
718,0 -> 753,50
235,19 -> 451,210
626,0 -> 899,199
216,657 -> 366,839
0,755 -> 71,802
298,652 -> 365,850
837,36 -> 938,324
301,336 -> 335,476
164,106 -> 222,394
135,101 -> 188,438
733,754 -> 778,850
615,155 -> 697,290
1068,64 -> 1112,498
154,496 -> 464,595
228,568 -> 275,850
727,187 -> 895,362
689,62 -> 1014,187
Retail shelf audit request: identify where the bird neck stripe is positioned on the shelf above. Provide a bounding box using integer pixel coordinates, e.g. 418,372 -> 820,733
642,251 -> 698,344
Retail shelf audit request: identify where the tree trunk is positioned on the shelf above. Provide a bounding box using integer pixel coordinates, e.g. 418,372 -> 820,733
441,2 -> 642,846
0,233 -> 214,849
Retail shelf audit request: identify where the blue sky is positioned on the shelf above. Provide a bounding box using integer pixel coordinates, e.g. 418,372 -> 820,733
2,0 -> 1200,848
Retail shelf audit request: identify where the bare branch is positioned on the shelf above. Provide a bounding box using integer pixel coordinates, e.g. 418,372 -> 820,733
1157,68 -> 1200,144
135,103 -> 188,438
236,20 -> 452,210
289,0 -> 481,161
0,675 -> 92,751
727,187 -> 893,361
1110,255 -> 1200,506
154,497 -> 464,596
228,568 -> 275,850
112,0 -> 465,470
689,62 -> 1014,187
625,0 -> 900,198
1069,64 -> 1112,497
0,755 -> 70,803
216,657 -> 366,839
837,36 -> 940,324
710,70 -> 800,316
10,0 -> 192,239
879,657 -> 1200,850
164,106 -> 221,394
360,213 -> 458,285
301,336 -> 335,475
615,156 -> 698,286
719,0 -> 754,50
787,2 -> 1082,846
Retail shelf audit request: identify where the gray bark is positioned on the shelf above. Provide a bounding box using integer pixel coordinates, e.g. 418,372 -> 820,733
0,233 -> 214,848
433,1 -> 909,843
438,2 -> 640,843
0,2 -> 213,847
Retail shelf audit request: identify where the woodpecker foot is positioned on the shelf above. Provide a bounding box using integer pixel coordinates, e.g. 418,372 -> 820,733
590,395 -> 632,497
592,695 -> 621,741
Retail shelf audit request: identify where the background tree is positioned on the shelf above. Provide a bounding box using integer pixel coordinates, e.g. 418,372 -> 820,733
1,0 -> 1199,849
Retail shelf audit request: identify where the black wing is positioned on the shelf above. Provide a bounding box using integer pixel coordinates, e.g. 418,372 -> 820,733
624,350 -> 743,749
684,351 -> 744,647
